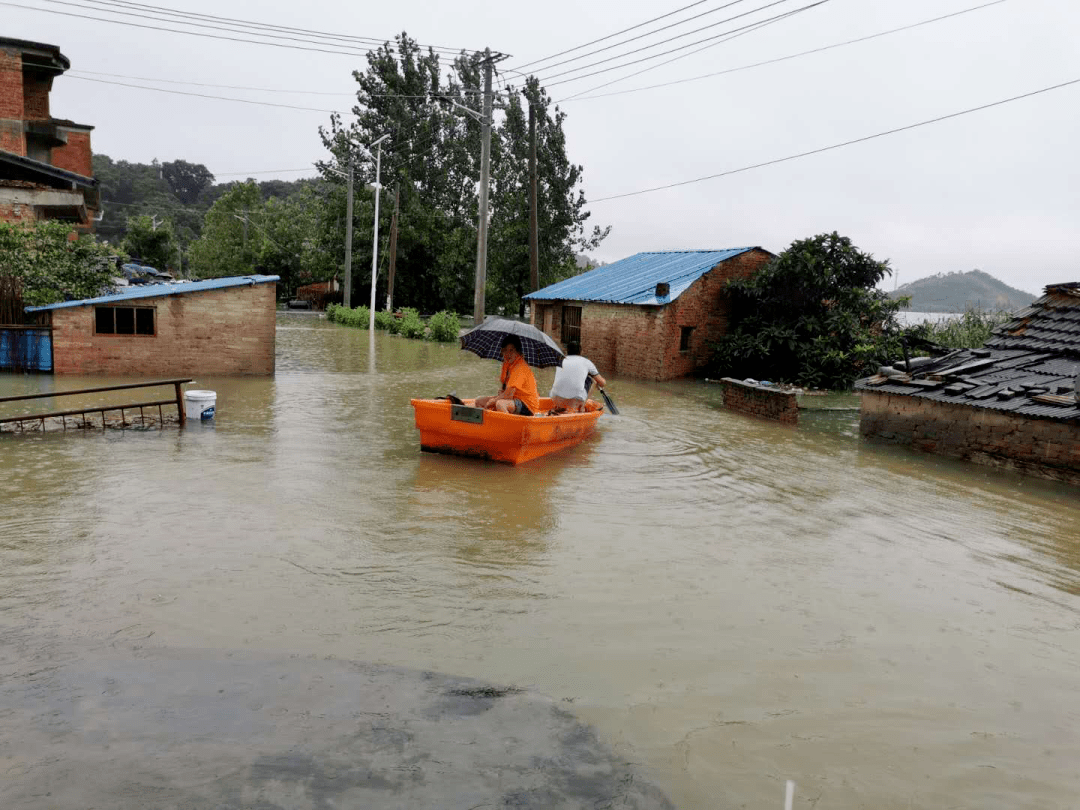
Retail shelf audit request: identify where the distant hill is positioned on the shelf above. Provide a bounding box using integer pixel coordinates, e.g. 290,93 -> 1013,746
575,253 -> 606,270
889,270 -> 1035,313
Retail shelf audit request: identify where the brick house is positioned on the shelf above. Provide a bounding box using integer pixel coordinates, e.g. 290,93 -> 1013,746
0,37 -> 98,229
857,283 -> 1080,485
523,248 -> 774,381
25,275 -> 279,375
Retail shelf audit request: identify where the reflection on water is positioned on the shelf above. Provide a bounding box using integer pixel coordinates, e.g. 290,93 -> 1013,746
1,311 -> 1079,809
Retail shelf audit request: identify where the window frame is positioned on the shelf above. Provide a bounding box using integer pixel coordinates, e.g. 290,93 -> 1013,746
561,305 -> 582,345
679,326 -> 694,353
93,305 -> 157,337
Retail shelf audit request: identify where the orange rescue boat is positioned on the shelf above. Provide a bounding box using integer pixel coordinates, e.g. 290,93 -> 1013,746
410,397 -> 603,465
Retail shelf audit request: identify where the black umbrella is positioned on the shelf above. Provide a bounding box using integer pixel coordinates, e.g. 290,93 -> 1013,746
460,317 -> 564,368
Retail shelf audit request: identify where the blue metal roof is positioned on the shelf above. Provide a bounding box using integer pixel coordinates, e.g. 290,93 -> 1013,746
26,275 -> 280,312
523,248 -> 765,306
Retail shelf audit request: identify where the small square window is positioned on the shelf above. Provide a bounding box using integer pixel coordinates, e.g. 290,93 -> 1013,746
135,308 -> 155,335
680,326 -> 694,352
95,307 -> 114,334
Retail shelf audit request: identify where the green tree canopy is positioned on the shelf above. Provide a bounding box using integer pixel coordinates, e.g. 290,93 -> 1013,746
710,233 -> 905,389
188,182 -> 264,278
122,214 -> 178,272
0,221 -> 121,307
161,159 -> 215,205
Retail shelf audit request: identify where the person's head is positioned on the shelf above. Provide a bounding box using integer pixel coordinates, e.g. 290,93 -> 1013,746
566,340 -> 581,356
500,334 -> 522,361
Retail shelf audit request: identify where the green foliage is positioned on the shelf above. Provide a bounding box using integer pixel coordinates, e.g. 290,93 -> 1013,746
0,220 -> 122,306
426,310 -> 459,342
326,302 -> 370,328
188,182 -> 265,278
319,35 -> 607,317
161,160 -> 215,205
398,307 -> 426,339
906,309 -> 1009,350
122,214 -> 178,272
375,309 -> 397,332
710,233 -> 905,389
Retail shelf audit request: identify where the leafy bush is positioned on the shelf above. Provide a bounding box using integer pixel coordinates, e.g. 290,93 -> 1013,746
398,308 -> 426,340
0,220 -> 122,306
906,309 -> 1009,350
427,310 -> 460,342
326,303 -> 370,328
375,309 -> 397,332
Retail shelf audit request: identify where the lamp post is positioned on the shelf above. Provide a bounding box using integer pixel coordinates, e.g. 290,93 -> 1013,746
326,133 -> 389,319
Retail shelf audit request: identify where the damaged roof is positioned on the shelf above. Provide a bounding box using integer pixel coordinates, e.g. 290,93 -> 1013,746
856,283 -> 1080,422
523,248 -> 769,306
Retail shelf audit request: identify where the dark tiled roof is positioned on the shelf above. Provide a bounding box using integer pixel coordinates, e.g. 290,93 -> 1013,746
0,149 -> 96,188
856,284 -> 1080,421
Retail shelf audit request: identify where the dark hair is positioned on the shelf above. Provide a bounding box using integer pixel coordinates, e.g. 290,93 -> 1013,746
566,340 -> 581,356
500,334 -> 523,354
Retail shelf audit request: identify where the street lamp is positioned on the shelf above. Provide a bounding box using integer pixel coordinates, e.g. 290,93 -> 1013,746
325,133 -> 389,329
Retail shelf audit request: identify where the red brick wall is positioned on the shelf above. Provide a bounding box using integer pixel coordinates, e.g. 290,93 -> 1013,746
51,282 -> 277,375
0,201 -> 35,223
22,74 -> 51,120
530,249 -> 772,381
861,392 -> 1080,486
0,48 -> 26,155
718,378 -> 799,424
51,129 -> 92,177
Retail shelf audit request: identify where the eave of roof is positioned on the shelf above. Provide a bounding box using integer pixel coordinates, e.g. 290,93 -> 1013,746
0,149 -> 96,188
25,275 -> 280,312
0,37 -> 70,72
524,248 -> 768,306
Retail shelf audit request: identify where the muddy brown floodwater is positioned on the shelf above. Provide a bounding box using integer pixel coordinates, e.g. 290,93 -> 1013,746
2,312 -> 1079,808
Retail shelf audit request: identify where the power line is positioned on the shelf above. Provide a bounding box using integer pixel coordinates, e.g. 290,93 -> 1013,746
510,0 -> 736,72
542,1 -> 827,87
589,77 -> 1080,203
531,0 -> 791,78
2,1 -> 463,61
560,0 -> 1010,102
67,0 -> 473,55
69,69 -> 357,96
63,75 -> 348,112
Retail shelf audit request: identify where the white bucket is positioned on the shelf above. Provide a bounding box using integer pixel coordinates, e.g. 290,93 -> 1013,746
183,389 -> 217,421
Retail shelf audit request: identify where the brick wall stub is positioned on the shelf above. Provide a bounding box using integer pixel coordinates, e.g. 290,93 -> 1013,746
860,391 -> 1080,486
50,283 -> 276,375
718,377 -> 799,424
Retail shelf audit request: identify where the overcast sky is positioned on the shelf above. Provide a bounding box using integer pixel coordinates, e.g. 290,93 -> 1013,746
9,0 -> 1078,295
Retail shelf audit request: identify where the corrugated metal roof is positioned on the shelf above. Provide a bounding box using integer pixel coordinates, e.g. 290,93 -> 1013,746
523,248 -> 765,305
25,275 -> 280,312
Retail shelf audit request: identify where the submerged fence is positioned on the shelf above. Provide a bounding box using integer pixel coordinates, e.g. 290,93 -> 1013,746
0,379 -> 193,432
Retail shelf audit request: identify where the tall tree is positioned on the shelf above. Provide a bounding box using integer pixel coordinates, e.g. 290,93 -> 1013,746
161,160 -> 215,205
122,214 -> 178,271
188,182 -> 264,278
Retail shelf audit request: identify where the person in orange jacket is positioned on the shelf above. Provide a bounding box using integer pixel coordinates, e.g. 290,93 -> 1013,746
474,335 -> 540,415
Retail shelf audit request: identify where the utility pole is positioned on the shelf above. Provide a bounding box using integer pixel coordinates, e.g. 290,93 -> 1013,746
367,136 -> 387,333
344,164 -> 354,308
473,49 -> 495,327
386,184 -> 399,313
242,210 -> 248,247
528,99 -> 539,295
177,240 -> 182,278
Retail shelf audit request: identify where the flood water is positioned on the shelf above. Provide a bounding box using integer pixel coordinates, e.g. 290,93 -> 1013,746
2,312 -> 1079,809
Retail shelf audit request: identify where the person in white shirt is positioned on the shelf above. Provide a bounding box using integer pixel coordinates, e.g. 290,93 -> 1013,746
549,341 -> 607,413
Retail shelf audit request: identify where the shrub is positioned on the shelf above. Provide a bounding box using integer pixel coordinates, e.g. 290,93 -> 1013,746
906,309 -> 1009,350
375,309 -> 397,332
427,310 -> 460,343
327,303 -> 370,328
398,307 -> 426,340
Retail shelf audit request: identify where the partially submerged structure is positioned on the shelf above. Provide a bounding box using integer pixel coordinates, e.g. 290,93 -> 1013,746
857,283 -> 1080,485
524,248 -> 773,381
25,275 -> 279,375
0,37 -> 98,229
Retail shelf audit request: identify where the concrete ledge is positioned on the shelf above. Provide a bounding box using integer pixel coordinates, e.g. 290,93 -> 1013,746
718,377 -> 799,424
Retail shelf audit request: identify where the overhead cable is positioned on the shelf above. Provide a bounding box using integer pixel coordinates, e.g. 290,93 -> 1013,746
543,1 -> 828,87
590,77 -> 1080,203
561,0 -> 1010,101
509,0 -> 740,72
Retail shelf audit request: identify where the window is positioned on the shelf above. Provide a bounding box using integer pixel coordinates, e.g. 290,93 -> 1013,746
680,326 -> 694,352
561,306 -> 581,344
95,306 -> 156,336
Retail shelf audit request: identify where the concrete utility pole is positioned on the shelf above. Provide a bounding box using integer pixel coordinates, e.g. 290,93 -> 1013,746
473,50 -> 495,327
528,100 -> 539,294
344,165 -> 354,308
367,135 -> 389,332
386,184 -> 399,313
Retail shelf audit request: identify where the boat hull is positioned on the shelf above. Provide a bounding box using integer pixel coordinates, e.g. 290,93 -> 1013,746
410,397 -> 603,465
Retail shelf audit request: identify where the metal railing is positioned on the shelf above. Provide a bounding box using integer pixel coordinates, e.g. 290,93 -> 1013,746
0,378 -> 193,432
